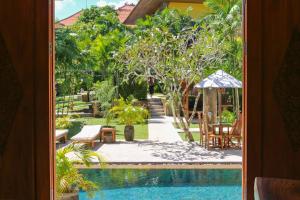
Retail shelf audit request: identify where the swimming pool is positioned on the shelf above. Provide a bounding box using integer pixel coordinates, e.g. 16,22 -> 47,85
79,168 -> 242,200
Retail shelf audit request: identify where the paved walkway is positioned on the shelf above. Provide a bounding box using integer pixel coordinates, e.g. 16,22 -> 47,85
90,141 -> 242,164
148,116 -> 183,142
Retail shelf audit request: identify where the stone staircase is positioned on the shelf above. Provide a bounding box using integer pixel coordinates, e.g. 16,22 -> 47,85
148,98 -> 165,118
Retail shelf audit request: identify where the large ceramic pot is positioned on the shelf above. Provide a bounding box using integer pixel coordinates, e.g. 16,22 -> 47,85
124,125 -> 134,141
60,193 -> 79,200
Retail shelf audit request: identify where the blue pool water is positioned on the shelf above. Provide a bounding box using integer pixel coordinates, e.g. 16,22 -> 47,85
79,169 -> 242,200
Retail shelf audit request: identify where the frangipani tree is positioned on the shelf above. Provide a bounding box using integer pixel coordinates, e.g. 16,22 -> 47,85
117,21 -> 223,141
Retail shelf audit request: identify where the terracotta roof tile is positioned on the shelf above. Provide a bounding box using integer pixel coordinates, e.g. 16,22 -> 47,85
58,10 -> 83,27
117,4 -> 136,23
56,3 -> 135,28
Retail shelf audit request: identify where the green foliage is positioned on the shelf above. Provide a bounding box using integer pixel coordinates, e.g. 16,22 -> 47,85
221,109 -> 236,124
118,80 -> 147,100
78,6 -> 124,35
71,117 -> 149,140
110,98 -> 149,126
72,6 -> 129,80
56,144 -> 101,199
135,8 -> 195,37
55,28 -> 94,96
93,80 -> 116,115
56,116 -> 72,129
203,0 -> 243,79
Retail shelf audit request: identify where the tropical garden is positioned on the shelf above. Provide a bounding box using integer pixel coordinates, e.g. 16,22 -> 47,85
56,0 -> 242,141
55,0 -> 242,198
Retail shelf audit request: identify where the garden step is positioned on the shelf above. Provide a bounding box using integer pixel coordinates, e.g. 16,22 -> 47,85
149,101 -> 162,105
151,113 -> 164,116
150,108 -> 164,111
150,109 -> 164,113
150,107 -> 164,111
148,97 -> 165,117
150,109 -> 164,112
151,115 -> 164,118
149,101 -> 162,104
150,104 -> 163,108
150,111 -> 165,115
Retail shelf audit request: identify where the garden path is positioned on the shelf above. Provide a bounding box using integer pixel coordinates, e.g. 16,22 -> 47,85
148,116 -> 183,142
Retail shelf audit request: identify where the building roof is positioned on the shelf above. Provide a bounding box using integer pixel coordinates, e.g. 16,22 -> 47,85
124,0 -> 204,25
117,3 -> 136,23
57,10 -> 83,27
56,3 -> 136,28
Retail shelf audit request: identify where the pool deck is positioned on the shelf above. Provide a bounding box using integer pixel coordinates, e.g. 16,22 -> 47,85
84,141 -> 242,165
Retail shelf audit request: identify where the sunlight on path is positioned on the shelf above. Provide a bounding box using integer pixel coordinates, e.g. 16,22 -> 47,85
95,141 -> 242,163
148,116 -> 183,142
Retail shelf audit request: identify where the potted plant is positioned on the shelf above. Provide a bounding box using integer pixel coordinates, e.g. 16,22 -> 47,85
110,98 -> 148,141
56,144 -> 101,200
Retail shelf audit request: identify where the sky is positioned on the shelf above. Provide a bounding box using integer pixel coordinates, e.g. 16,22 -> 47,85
55,0 -> 138,20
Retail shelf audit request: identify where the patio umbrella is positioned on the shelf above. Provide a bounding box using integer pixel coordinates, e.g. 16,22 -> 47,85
194,70 -> 242,89
194,70 -> 242,123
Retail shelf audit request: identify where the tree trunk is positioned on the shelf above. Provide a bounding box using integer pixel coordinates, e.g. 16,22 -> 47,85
203,88 -> 218,124
171,98 -> 180,128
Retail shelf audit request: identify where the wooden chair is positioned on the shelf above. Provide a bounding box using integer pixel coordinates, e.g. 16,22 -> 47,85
200,113 -> 220,149
212,124 -> 231,149
227,114 -> 242,148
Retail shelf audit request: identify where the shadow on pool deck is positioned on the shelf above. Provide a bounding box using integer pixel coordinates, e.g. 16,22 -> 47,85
139,141 -> 240,162
96,141 -> 242,164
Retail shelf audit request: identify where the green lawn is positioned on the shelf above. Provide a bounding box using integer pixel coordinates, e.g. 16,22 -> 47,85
174,122 -> 201,142
67,117 -> 148,141
179,132 -> 201,142
56,100 -> 90,113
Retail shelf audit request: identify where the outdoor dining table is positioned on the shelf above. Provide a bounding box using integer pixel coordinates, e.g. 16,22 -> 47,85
209,123 -> 232,148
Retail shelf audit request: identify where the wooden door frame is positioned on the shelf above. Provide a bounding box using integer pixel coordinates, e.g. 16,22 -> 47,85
38,0 -> 263,199
35,0 -> 55,199
243,0 -> 263,199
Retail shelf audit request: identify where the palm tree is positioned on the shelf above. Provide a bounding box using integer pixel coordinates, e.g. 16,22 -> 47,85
56,144 -> 102,199
204,0 -> 242,17
203,0 -> 243,79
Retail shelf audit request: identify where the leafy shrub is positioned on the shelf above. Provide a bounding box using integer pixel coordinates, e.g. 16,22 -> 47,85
110,98 -> 149,126
221,110 -> 236,124
70,114 -> 81,119
118,81 -> 147,100
93,80 -> 116,114
56,116 -> 71,129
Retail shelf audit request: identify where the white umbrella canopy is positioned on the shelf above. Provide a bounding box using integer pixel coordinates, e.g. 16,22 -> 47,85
194,70 -> 242,89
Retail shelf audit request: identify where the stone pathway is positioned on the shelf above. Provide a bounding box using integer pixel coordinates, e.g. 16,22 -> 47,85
147,95 -> 183,142
148,116 -> 183,142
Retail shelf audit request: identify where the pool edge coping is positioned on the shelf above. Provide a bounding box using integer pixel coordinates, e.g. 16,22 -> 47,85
76,163 -> 242,170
